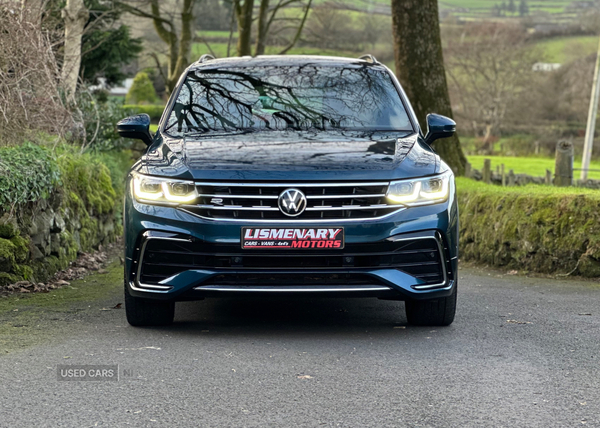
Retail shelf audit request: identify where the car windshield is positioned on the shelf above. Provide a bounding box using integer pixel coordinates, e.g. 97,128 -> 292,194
163,65 -> 413,136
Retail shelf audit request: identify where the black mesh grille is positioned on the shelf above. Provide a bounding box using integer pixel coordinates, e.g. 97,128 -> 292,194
181,182 -> 403,220
138,237 -> 446,287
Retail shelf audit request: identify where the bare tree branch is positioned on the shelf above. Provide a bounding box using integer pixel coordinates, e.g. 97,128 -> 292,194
149,52 -> 168,86
278,0 -> 311,54
115,1 -> 175,33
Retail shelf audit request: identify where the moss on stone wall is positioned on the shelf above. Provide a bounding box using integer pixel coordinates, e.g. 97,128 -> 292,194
0,147 -> 131,286
58,154 -> 117,215
0,238 -> 16,273
457,178 -> 600,277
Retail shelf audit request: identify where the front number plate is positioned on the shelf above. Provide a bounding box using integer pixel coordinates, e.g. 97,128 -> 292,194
241,227 -> 344,250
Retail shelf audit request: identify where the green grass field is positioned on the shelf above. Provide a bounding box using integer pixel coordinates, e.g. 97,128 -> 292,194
457,175 -> 600,194
467,155 -> 600,180
197,30 -> 236,39
535,35 -> 599,63
439,0 -> 572,12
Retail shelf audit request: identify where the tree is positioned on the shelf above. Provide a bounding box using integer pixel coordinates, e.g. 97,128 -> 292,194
79,0 -> 143,86
234,0 -> 254,56
196,0 -> 232,31
80,25 -> 142,86
43,0 -> 142,87
232,0 -> 312,56
61,0 -> 89,101
0,3 -> 74,144
507,0 -> 516,14
444,23 -> 538,154
491,4 -> 502,17
518,0 -> 529,16
120,0 -> 196,94
362,14 -> 383,49
305,4 -> 362,50
390,0 -> 467,175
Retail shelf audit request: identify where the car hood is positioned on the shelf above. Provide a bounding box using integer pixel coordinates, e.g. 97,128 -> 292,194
136,130 -> 439,181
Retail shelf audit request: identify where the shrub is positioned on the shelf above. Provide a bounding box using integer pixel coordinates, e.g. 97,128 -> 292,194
125,72 -> 159,105
0,142 -> 132,215
122,104 -> 165,121
0,143 -> 61,212
79,95 -> 135,152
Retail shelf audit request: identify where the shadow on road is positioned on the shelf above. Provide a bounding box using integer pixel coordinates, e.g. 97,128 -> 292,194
152,297 -> 448,339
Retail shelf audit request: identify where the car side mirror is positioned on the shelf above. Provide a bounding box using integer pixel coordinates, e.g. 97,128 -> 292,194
424,114 -> 456,146
117,114 -> 153,146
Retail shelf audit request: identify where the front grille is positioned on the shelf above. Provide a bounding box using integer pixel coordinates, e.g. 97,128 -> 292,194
137,236 -> 446,287
180,181 -> 404,220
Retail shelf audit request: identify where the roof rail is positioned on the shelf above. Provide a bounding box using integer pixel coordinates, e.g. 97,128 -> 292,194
358,54 -> 378,64
198,54 -> 216,63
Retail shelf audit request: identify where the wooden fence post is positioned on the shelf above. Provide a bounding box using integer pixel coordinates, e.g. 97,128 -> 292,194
501,164 -> 506,186
465,162 -> 471,179
555,140 -> 573,187
545,169 -> 552,185
483,159 -> 491,184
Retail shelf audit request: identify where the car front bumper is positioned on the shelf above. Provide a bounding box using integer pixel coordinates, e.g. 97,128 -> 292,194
124,182 -> 459,301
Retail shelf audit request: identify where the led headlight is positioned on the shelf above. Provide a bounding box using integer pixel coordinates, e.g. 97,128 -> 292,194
132,172 -> 197,204
387,170 -> 452,206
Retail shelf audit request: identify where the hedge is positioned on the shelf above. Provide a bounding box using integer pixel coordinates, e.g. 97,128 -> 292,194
0,143 -> 60,208
122,104 -> 165,121
457,177 -> 600,277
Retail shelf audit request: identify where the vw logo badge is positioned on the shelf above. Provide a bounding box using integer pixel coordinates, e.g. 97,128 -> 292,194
278,188 -> 307,217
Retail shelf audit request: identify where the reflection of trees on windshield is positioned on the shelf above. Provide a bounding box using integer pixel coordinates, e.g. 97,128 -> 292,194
164,65 -> 412,135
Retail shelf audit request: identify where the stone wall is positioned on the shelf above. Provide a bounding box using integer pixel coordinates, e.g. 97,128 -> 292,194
0,160 -> 122,287
457,177 -> 600,277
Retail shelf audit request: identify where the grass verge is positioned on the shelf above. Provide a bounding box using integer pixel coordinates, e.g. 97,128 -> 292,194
0,261 -> 123,354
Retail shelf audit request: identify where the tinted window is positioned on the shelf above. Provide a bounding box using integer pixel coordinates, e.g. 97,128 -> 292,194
164,66 -> 412,135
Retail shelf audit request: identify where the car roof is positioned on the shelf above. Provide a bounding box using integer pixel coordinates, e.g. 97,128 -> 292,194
188,55 -> 387,71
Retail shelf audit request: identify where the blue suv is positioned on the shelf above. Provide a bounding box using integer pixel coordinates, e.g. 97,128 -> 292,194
118,55 -> 458,327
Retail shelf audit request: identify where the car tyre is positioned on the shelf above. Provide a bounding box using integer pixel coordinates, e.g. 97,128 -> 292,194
125,285 -> 175,327
405,284 -> 457,326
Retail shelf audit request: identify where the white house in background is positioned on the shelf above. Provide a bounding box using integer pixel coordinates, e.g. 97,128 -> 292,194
109,78 -> 134,97
88,77 -> 134,97
532,62 -> 562,72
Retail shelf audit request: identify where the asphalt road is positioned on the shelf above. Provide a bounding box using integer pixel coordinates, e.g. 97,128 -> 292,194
0,268 -> 599,427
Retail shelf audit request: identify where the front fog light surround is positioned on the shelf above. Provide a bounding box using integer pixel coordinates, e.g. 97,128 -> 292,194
387,171 -> 451,206
132,173 -> 198,204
